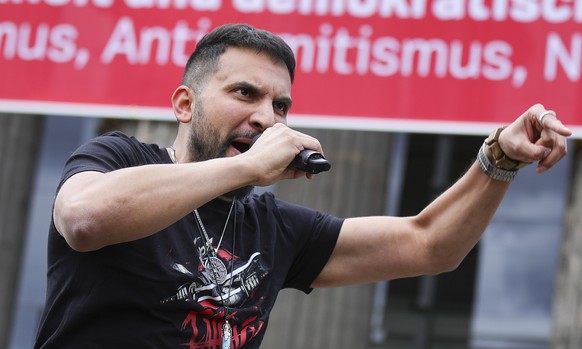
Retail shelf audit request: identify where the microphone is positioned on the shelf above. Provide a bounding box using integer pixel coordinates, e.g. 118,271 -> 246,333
290,150 -> 331,174
251,135 -> 331,174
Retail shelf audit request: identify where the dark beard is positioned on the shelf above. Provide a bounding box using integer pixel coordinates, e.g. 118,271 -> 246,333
187,107 -> 255,199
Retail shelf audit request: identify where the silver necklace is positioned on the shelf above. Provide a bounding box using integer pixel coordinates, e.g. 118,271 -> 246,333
193,201 -> 236,349
193,201 -> 235,284
170,147 -> 236,349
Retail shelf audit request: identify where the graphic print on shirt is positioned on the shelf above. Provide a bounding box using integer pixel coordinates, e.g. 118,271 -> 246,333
161,235 -> 268,349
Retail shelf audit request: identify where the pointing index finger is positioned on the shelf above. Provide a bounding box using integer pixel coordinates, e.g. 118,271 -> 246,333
543,117 -> 572,137
535,108 -> 572,137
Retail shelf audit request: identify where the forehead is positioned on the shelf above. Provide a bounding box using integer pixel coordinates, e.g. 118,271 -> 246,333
210,47 -> 292,94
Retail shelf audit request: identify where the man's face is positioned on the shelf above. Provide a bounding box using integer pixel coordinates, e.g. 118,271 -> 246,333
187,47 -> 293,197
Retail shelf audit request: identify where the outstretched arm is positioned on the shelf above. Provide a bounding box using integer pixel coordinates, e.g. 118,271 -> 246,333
312,104 -> 572,288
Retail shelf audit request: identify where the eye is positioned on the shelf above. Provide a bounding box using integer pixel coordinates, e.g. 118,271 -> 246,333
236,88 -> 250,97
274,101 -> 289,115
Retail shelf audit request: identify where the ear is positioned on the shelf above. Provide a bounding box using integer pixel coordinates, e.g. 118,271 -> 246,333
171,85 -> 195,123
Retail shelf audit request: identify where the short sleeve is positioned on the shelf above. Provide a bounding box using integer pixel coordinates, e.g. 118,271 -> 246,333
57,131 -> 163,192
275,199 -> 344,293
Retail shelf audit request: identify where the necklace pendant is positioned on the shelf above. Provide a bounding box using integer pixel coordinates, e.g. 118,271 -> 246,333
222,320 -> 232,349
205,241 -> 215,256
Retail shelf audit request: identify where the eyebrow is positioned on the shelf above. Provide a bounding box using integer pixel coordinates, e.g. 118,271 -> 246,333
228,80 -> 293,108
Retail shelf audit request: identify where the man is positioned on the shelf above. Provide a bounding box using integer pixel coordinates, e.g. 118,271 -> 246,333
34,23 -> 571,348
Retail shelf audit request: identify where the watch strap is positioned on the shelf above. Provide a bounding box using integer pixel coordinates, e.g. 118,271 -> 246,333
477,143 -> 518,182
485,127 -> 529,170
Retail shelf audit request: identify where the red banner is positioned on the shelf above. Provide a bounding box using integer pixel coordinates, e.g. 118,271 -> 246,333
1,1 -> 581,135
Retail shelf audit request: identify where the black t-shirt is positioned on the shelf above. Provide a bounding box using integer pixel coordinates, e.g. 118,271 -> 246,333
34,132 -> 343,349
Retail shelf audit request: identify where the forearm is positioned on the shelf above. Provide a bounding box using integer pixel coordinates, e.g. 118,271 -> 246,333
413,161 -> 511,271
315,105 -> 570,288
413,105 -> 570,270
54,156 -> 256,251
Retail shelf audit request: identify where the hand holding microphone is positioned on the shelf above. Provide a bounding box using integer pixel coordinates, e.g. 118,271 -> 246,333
250,134 -> 331,174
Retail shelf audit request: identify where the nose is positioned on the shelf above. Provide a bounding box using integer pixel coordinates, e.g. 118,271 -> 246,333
248,101 -> 277,132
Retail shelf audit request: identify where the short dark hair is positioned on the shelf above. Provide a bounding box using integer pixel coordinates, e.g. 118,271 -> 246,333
182,23 -> 296,91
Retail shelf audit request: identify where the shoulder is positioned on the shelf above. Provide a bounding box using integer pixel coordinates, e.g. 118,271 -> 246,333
89,131 -> 154,152
74,131 -> 166,166
57,132 -> 166,190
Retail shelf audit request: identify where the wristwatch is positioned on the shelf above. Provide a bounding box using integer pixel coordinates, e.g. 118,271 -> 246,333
484,127 -> 528,171
477,127 -> 529,182
478,143 -> 517,181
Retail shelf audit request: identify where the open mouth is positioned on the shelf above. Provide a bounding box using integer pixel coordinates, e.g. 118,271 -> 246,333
231,139 -> 251,154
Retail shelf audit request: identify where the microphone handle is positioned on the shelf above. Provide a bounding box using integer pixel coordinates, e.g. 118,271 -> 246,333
291,150 -> 331,174
250,135 -> 331,174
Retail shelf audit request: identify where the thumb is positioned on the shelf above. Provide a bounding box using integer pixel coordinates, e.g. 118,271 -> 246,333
531,142 -> 552,161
